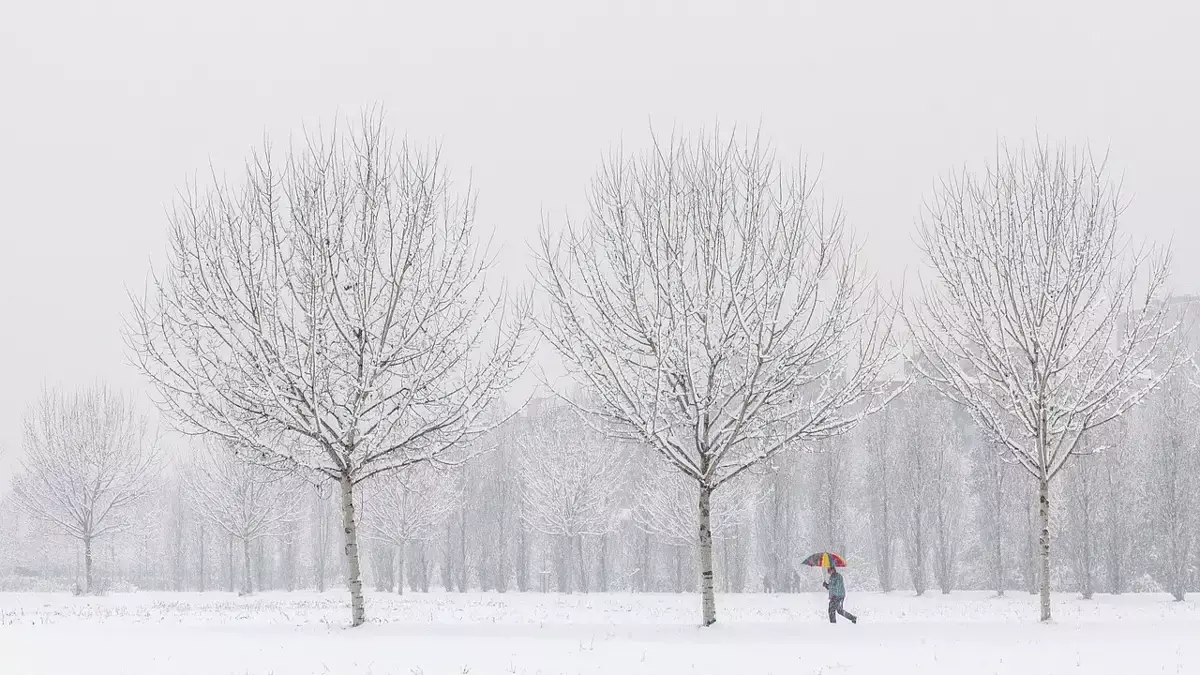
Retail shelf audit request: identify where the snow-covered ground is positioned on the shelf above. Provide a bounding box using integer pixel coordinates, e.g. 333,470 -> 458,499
1,590 -> 1197,674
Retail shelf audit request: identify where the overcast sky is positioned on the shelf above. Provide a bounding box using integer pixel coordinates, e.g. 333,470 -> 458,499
1,0 -> 1197,482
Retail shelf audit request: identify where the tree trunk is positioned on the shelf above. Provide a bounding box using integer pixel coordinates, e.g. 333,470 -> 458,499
442,521 -> 454,591
242,538 -> 253,595
198,522 -> 207,593
1081,505 -> 1094,600
256,538 -> 266,592
879,496 -> 892,593
284,534 -> 296,592
316,492 -> 329,592
516,528 -> 528,592
576,535 -> 589,593
640,531 -> 652,592
698,484 -> 717,626
1038,477 -> 1052,622
993,516 -> 1005,597
1024,481 -> 1037,595
83,535 -> 94,595
339,474 -> 366,627
674,546 -> 684,593
457,510 -> 468,592
227,536 -> 235,593
173,513 -> 185,592
495,502 -> 509,594
414,541 -> 430,592
398,540 -> 408,593
598,534 -> 609,592
909,511 -> 926,596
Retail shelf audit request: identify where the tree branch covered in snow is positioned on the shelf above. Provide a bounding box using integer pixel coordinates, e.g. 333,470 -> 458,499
518,402 -> 629,540
906,138 -> 1181,620
183,440 -> 301,594
12,385 -> 160,593
362,464 -> 463,547
536,127 -> 896,624
126,111 -> 531,625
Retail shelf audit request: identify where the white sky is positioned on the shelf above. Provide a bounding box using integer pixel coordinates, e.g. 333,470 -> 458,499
1,0 -> 1198,483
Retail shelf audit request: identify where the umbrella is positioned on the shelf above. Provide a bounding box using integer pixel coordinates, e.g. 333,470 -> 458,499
802,552 -> 847,568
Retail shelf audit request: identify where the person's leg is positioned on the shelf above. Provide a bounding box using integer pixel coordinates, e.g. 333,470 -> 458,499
827,596 -> 837,623
836,598 -> 857,623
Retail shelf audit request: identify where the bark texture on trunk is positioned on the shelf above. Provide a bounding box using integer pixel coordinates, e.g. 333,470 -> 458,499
340,474 -> 366,627
698,484 -> 717,627
1038,477 -> 1052,622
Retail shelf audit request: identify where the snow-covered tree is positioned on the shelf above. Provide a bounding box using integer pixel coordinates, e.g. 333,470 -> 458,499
518,401 -> 628,593
894,387 -> 936,595
758,461 -> 803,592
1143,371 -> 1199,600
1097,413 -> 1137,594
12,385 -> 160,594
861,405 -> 899,592
127,113 -> 530,625
930,421 -> 965,595
1063,447 -> 1102,599
361,464 -> 462,594
807,442 -> 849,564
907,139 -> 1179,621
970,439 -> 1010,596
537,128 -> 895,625
183,440 -> 299,595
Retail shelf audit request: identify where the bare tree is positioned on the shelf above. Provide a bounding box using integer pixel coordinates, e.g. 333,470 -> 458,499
758,461 -> 802,593
126,113 -> 530,626
1098,414 -> 1137,594
1063,447 -> 1101,599
894,387 -> 934,595
12,385 -> 159,594
970,440 -> 1009,596
807,442 -> 849,563
518,400 -> 628,593
861,407 -> 898,593
361,464 -> 462,594
536,128 -> 894,625
930,400 -> 965,594
183,440 -> 298,595
907,139 -> 1178,621
1144,371 -> 1199,600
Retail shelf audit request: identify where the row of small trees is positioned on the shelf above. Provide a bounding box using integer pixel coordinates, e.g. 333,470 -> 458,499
5,379 -> 1196,604
0,113 -> 1185,627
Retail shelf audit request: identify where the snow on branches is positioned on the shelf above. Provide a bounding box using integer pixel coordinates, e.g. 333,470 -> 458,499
183,440 -> 301,595
12,385 -> 160,594
126,111 -> 531,625
536,128 -> 895,624
906,138 -> 1181,620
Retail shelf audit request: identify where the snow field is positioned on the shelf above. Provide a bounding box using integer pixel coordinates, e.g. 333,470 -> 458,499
1,591 -> 1197,674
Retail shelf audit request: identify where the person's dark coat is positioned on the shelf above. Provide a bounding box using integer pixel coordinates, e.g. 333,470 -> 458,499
825,570 -> 846,598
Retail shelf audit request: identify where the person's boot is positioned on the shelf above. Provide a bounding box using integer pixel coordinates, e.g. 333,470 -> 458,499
850,615 -> 858,624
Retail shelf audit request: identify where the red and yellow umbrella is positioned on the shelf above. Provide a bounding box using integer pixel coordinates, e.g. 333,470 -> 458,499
802,552 -> 847,568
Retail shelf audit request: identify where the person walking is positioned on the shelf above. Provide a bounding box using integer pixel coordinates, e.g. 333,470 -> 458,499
823,566 -> 858,624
